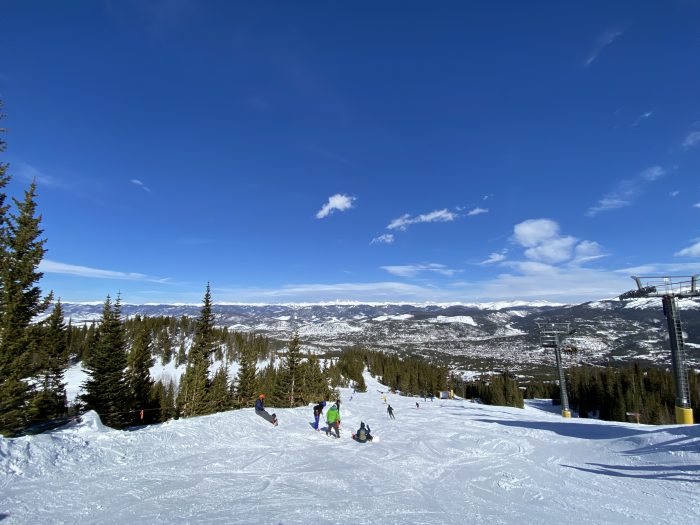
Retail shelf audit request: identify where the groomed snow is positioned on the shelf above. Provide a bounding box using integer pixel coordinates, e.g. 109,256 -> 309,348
2,373 -> 699,524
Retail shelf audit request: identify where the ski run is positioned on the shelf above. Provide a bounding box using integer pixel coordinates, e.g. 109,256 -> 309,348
1,372 -> 699,524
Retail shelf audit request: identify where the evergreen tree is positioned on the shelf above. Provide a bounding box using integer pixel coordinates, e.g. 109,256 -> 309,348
0,100 -> 11,321
235,342 -> 258,407
127,322 -> 155,424
0,125 -> 53,434
30,300 -> 68,421
177,284 -> 214,417
274,332 -> 302,407
306,354 -> 331,401
80,295 -> 131,428
207,365 -> 233,413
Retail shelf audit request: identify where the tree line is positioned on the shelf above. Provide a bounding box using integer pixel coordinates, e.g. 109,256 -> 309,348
524,363 -> 700,425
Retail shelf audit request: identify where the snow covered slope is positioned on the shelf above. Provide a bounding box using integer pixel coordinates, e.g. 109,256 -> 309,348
1,374 -> 699,524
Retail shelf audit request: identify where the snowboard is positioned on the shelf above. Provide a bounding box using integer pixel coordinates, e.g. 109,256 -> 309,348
352,434 -> 378,443
256,409 -> 278,426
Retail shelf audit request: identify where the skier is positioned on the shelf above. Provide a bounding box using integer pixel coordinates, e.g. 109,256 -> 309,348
326,401 -> 341,438
415,402 -> 420,409
255,394 -> 278,426
312,400 -> 326,431
387,404 -> 395,419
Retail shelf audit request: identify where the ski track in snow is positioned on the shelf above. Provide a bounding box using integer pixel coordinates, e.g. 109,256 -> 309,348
2,373 -> 700,524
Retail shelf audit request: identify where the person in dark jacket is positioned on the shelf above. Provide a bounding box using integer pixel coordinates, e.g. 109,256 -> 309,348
387,404 -> 395,419
312,401 -> 326,431
255,394 -> 277,425
353,421 -> 373,443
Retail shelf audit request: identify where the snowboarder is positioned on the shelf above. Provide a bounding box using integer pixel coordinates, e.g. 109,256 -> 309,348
387,404 -> 395,419
415,402 -> 420,409
255,394 -> 278,426
312,401 -> 326,431
352,421 -> 373,443
326,401 -> 341,438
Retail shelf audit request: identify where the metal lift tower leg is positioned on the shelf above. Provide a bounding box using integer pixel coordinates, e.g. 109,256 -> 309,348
554,343 -> 571,418
662,295 -> 694,424
537,323 -> 573,419
621,275 -> 697,425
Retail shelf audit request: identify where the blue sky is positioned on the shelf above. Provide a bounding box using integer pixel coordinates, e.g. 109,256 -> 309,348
2,1 -> 700,304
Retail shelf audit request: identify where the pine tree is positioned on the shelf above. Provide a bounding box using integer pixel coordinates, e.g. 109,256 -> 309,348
127,322 -> 155,424
274,332 -> 302,407
305,353 -> 331,401
235,342 -> 258,407
80,295 -> 131,428
0,127 -> 53,434
0,100 -> 11,321
30,300 -> 68,421
177,284 -> 214,417
207,365 -> 232,413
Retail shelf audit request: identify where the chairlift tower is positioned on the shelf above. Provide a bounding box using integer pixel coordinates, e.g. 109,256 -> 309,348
537,322 -> 575,418
620,275 -> 699,425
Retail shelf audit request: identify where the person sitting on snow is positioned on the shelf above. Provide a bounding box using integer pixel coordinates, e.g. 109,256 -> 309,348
354,421 -> 373,443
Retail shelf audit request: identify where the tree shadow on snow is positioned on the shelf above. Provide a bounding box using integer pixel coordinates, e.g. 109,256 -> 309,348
474,418 -> 645,440
562,462 -> 700,482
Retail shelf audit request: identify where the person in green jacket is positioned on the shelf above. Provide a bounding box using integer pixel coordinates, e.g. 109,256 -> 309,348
326,401 -> 341,438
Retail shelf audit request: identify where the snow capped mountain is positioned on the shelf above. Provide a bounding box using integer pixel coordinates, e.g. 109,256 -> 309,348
2,373 -> 698,524
58,298 -> 700,375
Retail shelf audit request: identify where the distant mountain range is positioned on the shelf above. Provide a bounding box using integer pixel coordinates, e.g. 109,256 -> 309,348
60,298 -> 700,378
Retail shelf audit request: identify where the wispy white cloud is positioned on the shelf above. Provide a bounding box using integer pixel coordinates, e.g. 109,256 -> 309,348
39,259 -> 168,283
631,110 -> 653,127
459,265 -> 633,302
479,251 -> 507,265
694,203 -> 700,208
670,190 -> 679,197
370,234 -> 394,245
316,193 -> 355,219
682,131 -> 700,151
215,281 -> 447,302
639,166 -> 665,181
616,262 -> 700,274
381,263 -> 462,278
675,240 -> 700,257
587,165 -> 666,216
467,207 -> 489,216
15,162 -> 61,187
584,29 -> 624,67
131,179 -> 151,192
387,208 -> 457,231
572,240 -> 606,265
